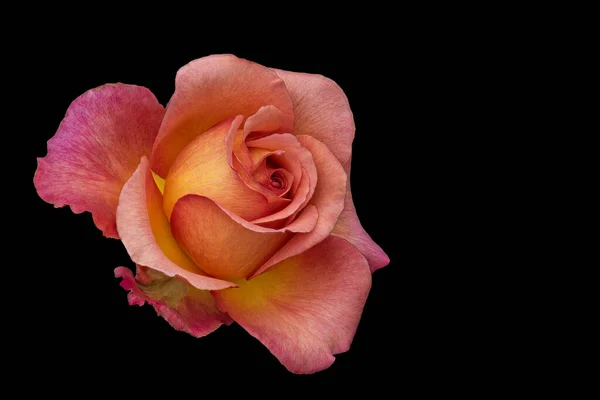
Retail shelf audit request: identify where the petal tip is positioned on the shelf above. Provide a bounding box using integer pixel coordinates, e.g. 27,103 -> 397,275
369,246 -> 390,273
374,253 -> 391,272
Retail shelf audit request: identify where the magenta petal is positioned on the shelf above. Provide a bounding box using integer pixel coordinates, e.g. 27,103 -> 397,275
115,266 -> 232,338
34,84 -> 164,238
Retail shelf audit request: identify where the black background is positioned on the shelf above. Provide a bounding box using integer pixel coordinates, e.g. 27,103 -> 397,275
14,21 -> 439,391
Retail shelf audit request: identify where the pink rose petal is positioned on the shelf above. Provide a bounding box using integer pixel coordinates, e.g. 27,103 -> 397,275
332,181 -> 390,272
246,133 -> 318,226
34,84 -> 164,238
213,236 -> 372,374
251,135 -> 347,278
272,68 -> 355,167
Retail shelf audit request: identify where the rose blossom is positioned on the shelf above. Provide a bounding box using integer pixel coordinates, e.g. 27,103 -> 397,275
34,54 -> 389,374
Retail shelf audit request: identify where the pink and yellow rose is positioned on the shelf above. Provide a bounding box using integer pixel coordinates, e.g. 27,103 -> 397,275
34,54 -> 389,374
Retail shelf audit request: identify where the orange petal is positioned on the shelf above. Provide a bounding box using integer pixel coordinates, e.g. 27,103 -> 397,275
145,164 -> 199,274
212,236 -> 372,374
151,54 -> 294,177
116,157 -> 235,291
170,195 -> 292,280
162,116 -> 270,221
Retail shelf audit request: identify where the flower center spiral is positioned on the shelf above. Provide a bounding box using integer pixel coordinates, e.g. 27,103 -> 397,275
269,171 -> 286,190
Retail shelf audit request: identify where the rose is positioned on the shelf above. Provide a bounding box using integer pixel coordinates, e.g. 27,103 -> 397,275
34,54 -> 389,374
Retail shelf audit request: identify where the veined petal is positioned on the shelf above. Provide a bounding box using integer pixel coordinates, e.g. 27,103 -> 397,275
272,69 -> 355,167
213,236 -> 372,374
34,84 -> 164,238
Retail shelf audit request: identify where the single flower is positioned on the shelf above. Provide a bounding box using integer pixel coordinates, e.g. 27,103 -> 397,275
34,54 -> 389,374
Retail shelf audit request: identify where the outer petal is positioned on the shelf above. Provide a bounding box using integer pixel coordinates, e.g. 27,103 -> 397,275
151,54 -> 294,177
115,266 -> 232,338
163,116 -> 271,221
170,195 -> 292,280
332,181 -> 390,273
213,236 -> 372,374
272,69 -> 355,167
117,157 -> 235,291
34,84 -> 164,238
251,135 -> 347,278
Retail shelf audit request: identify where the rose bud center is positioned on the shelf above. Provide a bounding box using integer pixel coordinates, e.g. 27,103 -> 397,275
269,171 -> 286,190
